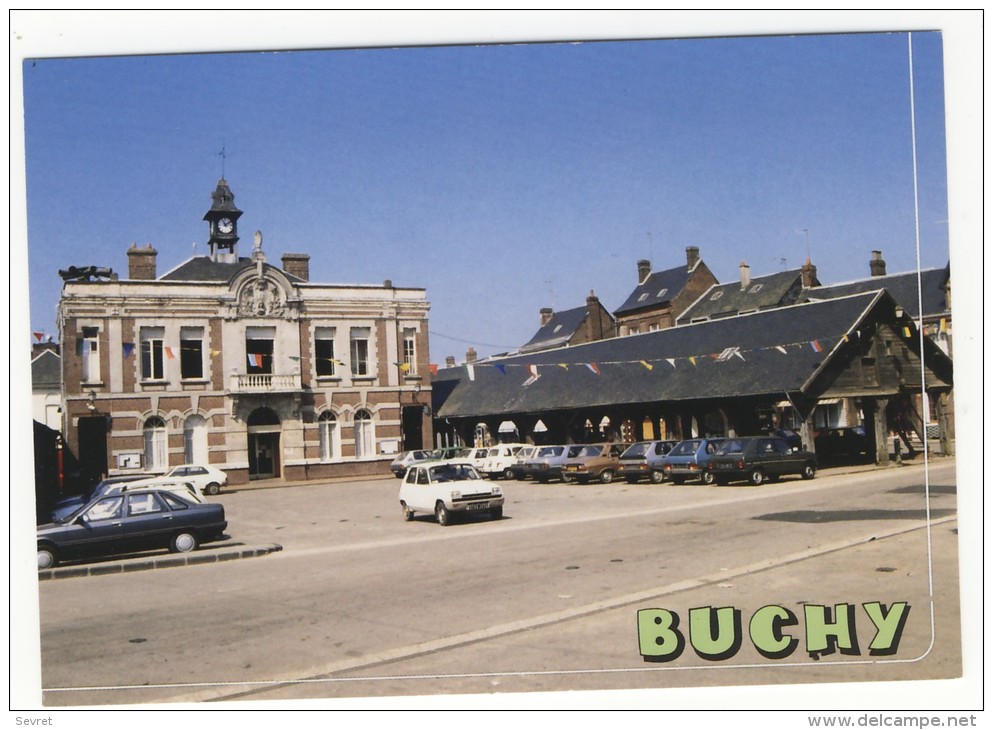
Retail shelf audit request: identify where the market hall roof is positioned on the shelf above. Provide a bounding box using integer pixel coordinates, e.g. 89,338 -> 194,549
434,290 -> 952,419
676,268 -> 808,324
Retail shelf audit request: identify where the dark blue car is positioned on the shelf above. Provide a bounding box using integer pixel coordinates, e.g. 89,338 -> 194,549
37,488 -> 227,569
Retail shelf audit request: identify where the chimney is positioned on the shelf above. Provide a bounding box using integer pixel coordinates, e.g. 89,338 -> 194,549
466,347 -> 477,364
870,250 -> 887,277
637,259 -> 651,284
281,253 -> 310,282
739,261 -> 751,291
801,257 -> 818,288
445,355 -> 456,368
127,243 -> 158,280
540,307 -> 554,327
686,246 -> 700,271
586,289 -> 599,310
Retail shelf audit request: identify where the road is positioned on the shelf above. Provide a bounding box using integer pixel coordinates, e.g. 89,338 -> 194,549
36,459 -> 960,708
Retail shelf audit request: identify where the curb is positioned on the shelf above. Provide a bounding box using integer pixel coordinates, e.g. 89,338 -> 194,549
38,543 -> 283,581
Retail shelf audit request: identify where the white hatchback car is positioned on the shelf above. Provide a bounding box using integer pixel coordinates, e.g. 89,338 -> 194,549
399,462 -> 504,526
131,465 -> 227,496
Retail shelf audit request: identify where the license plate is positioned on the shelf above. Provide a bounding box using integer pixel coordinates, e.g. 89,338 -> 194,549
466,502 -> 489,511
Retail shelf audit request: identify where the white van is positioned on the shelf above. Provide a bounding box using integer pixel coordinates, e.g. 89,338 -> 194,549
481,443 -> 528,480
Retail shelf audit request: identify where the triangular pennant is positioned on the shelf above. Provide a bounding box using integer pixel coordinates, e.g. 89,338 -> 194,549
122,343 -> 135,359
640,360 -> 654,371
558,363 -> 569,370
586,363 -> 601,375
810,340 -> 822,353
666,358 -> 676,368
689,356 -> 697,367
775,345 -> 788,354
495,364 -> 506,376
33,331 -> 44,342
466,364 -> 475,381
165,346 -> 175,360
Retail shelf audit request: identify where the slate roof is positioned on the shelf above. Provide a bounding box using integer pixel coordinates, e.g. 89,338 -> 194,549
804,267 -> 949,320
520,305 -> 593,353
158,256 -> 304,283
614,264 -> 693,316
31,349 -> 61,389
435,291 -> 936,419
676,269 -> 806,324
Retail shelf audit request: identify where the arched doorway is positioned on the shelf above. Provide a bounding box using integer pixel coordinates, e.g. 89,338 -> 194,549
248,407 -> 281,479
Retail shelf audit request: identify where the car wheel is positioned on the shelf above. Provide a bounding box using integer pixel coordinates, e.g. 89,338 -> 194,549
170,531 -> 199,553
435,502 -> 452,527
401,503 -> 414,521
748,468 -> 764,486
205,482 -> 221,496
38,546 -> 57,570
599,469 -> 615,484
503,468 -> 515,480
802,462 -> 816,480
491,505 -> 503,520
701,471 -> 716,486
650,470 -> 665,484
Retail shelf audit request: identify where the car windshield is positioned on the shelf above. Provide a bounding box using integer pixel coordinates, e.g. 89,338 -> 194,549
429,464 -> 479,482
671,440 -> 702,456
621,442 -> 651,458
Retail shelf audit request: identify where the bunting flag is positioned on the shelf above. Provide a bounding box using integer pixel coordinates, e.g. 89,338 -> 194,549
429,363 -> 439,376
585,363 -> 601,375
735,350 -> 747,362
522,364 -> 541,386
939,318 -> 947,333
165,347 -> 176,360
211,349 -> 222,357
809,340 -> 822,353
466,364 -> 475,381
122,343 -> 135,359
842,334 -> 849,342
557,363 -> 569,370
398,362 -> 411,372
495,363 -> 506,376
775,345 -> 788,354
666,358 -> 676,368
640,360 -> 654,371
902,326 -> 912,337
288,355 -> 301,362
688,356 -> 697,367
33,331 -> 45,342
248,353 -> 264,368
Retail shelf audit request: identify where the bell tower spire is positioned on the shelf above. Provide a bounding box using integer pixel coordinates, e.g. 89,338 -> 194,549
203,177 -> 243,263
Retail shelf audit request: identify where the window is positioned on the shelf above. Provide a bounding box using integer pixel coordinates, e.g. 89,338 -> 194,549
180,327 -> 204,379
318,411 -> 340,461
749,284 -> 764,294
140,327 -> 165,380
656,288 -> 668,298
402,328 -> 417,375
246,326 -> 275,374
354,409 -> 374,459
710,290 -> 724,301
128,493 -> 165,515
85,496 -> 124,521
161,492 -> 189,510
184,415 -> 208,465
315,327 -> 336,377
80,326 -> 100,383
638,292 -> 650,302
143,416 -> 167,471
350,328 -> 371,377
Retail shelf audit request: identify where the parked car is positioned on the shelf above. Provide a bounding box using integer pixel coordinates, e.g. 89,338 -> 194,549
814,426 -> 872,463
662,438 -> 728,485
561,443 -> 630,484
48,473 -> 154,522
619,440 -> 679,484
481,443 -> 528,480
464,447 -> 492,474
37,488 -> 228,569
524,445 -> 586,483
705,436 -> 817,486
389,449 -> 434,478
398,462 -> 504,526
508,445 -> 539,480
155,465 -> 228,495
50,477 -> 203,522
125,476 -> 207,503
429,446 -> 471,461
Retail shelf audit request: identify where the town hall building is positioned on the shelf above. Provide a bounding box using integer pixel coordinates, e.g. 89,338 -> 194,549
57,179 -> 432,486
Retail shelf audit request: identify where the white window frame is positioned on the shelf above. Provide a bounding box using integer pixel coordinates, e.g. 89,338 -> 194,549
319,411 -> 341,462
354,409 -> 375,459
180,327 -> 206,380
183,414 -> 208,465
140,327 -> 166,381
315,326 -> 337,378
402,327 -> 417,376
144,416 -> 168,471
80,326 -> 100,384
350,327 -> 371,377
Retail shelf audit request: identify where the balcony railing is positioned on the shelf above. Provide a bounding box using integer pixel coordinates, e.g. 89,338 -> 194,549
230,372 -> 302,393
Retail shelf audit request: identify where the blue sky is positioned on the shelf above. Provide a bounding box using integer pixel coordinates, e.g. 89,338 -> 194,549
17,21 -> 953,362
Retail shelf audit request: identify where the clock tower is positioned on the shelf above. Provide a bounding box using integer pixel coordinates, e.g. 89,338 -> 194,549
203,178 -> 243,262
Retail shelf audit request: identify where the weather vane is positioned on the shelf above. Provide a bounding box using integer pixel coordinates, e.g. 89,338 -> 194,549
219,145 -> 228,178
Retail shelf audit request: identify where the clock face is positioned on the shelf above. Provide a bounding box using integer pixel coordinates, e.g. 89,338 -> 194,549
218,218 -> 234,234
